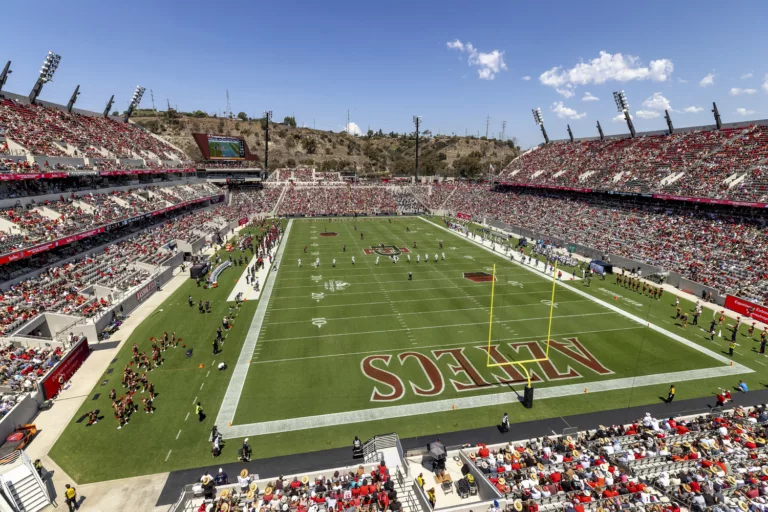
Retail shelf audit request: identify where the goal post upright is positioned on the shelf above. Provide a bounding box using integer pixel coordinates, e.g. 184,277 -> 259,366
486,260 -> 560,391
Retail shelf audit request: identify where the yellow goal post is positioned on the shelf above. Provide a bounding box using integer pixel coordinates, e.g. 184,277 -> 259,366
486,261 -> 558,388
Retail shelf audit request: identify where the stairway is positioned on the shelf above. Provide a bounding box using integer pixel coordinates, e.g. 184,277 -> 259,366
3,467 -> 49,512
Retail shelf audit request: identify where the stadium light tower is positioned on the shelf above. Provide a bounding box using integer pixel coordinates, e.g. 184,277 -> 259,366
264,110 -> 272,171
123,86 -> 145,123
664,109 -> 674,135
532,108 -> 549,144
67,85 -> 81,113
596,120 -> 605,141
712,102 -> 722,130
567,124 -> 574,143
612,90 -> 636,138
0,61 -> 12,94
413,115 -> 422,179
29,51 -> 61,104
103,95 -> 115,118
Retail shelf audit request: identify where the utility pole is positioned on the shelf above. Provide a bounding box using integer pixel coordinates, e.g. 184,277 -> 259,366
264,110 -> 272,171
346,110 -> 350,135
413,116 -> 422,179
501,121 -> 507,140
226,90 -> 232,118
150,89 -> 157,113
485,114 -> 490,138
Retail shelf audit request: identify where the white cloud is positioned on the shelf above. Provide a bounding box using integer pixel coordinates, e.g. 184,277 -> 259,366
522,76 -> 531,81
741,72 -> 753,80
635,110 -> 661,119
581,92 -> 599,102
345,122 -> 362,135
447,39 -> 508,80
677,78 -> 688,83
539,51 -> 673,97
612,113 -> 632,122
446,39 -> 464,50
551,101 -> 586,120
699,73 -> 715,87
642,92 -> 671,111
730,88 -> 757,96
682,106 -> 704,113
736,108 -> 756,116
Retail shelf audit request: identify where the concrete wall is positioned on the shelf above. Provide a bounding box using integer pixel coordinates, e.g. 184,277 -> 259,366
0,394 -> 40,444
31,156 -> 86,169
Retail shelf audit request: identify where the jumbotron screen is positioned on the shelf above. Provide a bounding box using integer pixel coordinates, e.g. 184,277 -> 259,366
208,136 -> 245,160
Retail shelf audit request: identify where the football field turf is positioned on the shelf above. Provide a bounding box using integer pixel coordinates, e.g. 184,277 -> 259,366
49,216 -> 761,483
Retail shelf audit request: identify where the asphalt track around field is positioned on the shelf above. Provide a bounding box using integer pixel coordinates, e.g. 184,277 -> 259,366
156,388 -> 768,506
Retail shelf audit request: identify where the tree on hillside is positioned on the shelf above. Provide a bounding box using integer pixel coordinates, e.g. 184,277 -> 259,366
283,116 -> 297,128
304,137 -> 317,154
367,129 -> 374,138
111,111 -> 119,116
453,153 -> 482,178
190,110 -> 208,118
237,112 -> 248,121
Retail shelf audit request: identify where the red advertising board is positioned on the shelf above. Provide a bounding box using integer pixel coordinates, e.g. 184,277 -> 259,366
456,212 -> 472,221
238,217 -> 249,226
724,295 -> 768,324
0,194 -> 222,266
652,194 -> 768,209
0,227 -> 105,265
135,281 -> 157,303
0,169 -> 194,180
499,182 -> 593,194
41,338 -> 90,400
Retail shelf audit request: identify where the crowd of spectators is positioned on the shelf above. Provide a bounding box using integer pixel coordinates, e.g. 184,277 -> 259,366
0,343 -> 67,395
462,404 -> 768,512
499,125 -> 768,203
229,187 -> 283,218
440,186 -> 768,304
0,183 -> 219,254
0,98 -> 188,162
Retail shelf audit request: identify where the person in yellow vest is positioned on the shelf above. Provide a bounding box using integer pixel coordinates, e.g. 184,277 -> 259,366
196,402 -> 205,422
666,384 -> 676,404
64,484 -> 79,511
416,473 -> 424,488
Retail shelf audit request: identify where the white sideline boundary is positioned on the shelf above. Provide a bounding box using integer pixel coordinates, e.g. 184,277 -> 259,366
215,219 -> 293,428
217,217 -> 752,439
420,216 -> 751,369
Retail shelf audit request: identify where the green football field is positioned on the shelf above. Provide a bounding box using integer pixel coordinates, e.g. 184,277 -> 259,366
49,216 -> 763,483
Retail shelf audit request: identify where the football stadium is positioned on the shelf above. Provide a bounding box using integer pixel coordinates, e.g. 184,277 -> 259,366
1,3 -> 768,511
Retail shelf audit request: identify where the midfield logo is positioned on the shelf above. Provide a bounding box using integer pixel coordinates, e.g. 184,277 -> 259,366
363,245 -> 411,256
324,280 -> 350,292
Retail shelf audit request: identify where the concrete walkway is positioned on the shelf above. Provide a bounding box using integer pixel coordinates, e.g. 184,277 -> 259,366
27,241 -> 232,511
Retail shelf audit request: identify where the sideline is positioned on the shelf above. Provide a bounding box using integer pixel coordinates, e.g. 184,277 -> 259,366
215,219 -> 294,429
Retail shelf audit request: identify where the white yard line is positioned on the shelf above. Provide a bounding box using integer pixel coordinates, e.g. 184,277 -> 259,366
272,275 -> 545,290
184,412 -> 190,422
165,450 -> 172,461
262,299 -> 591,325
268,289 -> 556,311
176,429 -> 182,440
259,311 -> 617,343
222,364 -> 747,439
216,219 -> 293,430
420,217 -> 752,370
251,326 -> 645,365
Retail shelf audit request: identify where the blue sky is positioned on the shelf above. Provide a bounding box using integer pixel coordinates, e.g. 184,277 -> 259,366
2,0 -> 767,147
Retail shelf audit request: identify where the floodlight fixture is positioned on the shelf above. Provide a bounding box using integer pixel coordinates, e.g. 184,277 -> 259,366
532,107 -> 549,144
29,51 -> 62,104
612,90 -> 636,138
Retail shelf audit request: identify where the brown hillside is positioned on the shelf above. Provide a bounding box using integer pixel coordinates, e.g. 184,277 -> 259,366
133,114 -> 520,177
